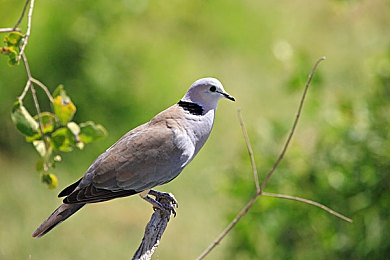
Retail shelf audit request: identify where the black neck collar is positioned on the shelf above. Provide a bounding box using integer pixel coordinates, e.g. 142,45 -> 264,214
178,100 -> 203,115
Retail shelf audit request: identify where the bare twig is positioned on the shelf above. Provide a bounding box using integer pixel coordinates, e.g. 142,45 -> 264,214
18,53 -> 54,102
21,53 -> 45,140
18,80 -> 31,102
260,56 -> 326,191
18,51 -> 33,101
0,28 -> 21,33
262,192 -> 352,223
31,78 -> 54,102
197,57 -> 332,260
16,0 -> 35,62
238,109 -> 260,192
13,0 -> 31,30
20,52 -> 53,166
196,194 -> 258,260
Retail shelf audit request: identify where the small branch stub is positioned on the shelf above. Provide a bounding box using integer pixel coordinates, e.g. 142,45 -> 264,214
132,193 -> 177,260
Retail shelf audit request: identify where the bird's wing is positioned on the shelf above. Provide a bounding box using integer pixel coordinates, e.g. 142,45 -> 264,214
64,111 -> 195,204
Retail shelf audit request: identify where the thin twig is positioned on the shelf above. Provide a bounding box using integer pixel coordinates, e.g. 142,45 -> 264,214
0,28 -> 21,33
21,53 -> 45,137
13,0 -> 31,30
31,78 -> 54,102
18,54 -> 54,102
18,81 -> 31,102
18,52 -> 33,101
262,192 -> 352,223
238,109 -> 260,192
17,0 -> 35,62
196,194 -> 258,260
260,56 -> 326,191
21,52 -> 32,79
197,57 -> 327,260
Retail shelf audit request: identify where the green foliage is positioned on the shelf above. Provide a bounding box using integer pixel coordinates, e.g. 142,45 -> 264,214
0,32 -> 24,65
10,85 -> 107,188
1,22 -> 107,190
11,100 -> 39,137
52,85 -> 77,125
40,172 -> 58,189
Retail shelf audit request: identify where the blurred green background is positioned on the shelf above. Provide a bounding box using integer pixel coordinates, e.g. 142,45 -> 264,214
1,0 -> 389,259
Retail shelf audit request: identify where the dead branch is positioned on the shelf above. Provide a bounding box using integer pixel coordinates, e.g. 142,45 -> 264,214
132,195 -> 177,260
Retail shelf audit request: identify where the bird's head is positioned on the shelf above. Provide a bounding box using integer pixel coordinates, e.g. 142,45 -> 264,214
181,78 -> 235,111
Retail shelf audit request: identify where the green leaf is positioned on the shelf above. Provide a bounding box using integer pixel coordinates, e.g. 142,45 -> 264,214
50,127 -> 76,152
5,46 -> 19,66
66,122 -> 85,149
37,112 -> 57,133
67,121 -> 80,136
32,140 -> 52,158
36,158 -> 45,172
5,32 -> 24,47
52,85 -> 76,125
41,173 -> 58,189
2,32 -> 24,66
79,121 -> 107,143
52,84 -> 64,97
11,101 -> 39,137
26,112 -> 57,142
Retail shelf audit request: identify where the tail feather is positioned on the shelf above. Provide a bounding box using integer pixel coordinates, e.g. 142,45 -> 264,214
32,203 -> 85,238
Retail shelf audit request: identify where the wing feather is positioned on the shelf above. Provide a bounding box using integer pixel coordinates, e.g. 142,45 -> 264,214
63,109 -> 195,204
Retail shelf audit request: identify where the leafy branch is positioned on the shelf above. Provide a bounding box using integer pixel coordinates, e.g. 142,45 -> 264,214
197,57 -> 352,260
1,0 -> 107,188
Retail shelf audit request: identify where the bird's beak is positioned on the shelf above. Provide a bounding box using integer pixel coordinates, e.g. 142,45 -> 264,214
216,90 -> 235,101
221,91 -> 235,102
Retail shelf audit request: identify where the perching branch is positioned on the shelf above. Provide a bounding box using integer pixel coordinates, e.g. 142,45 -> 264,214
197,56 -> 351,260
132,194 -> 177,260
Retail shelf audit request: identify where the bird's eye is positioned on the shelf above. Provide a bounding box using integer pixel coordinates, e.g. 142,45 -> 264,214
209,86 -> 216,92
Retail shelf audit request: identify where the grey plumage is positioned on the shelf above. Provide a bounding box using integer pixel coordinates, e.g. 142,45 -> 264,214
32,77 -> 234,238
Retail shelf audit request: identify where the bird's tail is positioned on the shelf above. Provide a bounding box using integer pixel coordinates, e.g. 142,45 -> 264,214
32,203 -> 85,238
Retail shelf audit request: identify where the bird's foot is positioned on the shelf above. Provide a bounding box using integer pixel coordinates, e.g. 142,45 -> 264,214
141,190 -> 178,217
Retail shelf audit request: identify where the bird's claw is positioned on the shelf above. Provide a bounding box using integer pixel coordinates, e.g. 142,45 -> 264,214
143,190 -> 178,217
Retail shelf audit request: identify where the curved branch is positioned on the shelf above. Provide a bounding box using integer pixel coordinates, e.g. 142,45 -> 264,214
132,194 -> 176,260
260,56 -> 326,191
262,192 -> 352,223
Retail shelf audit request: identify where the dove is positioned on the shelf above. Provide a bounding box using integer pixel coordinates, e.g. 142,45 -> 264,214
32,77 -> 235,238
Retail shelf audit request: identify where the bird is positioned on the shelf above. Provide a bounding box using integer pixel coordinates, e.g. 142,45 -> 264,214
32,77 -> 235,238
